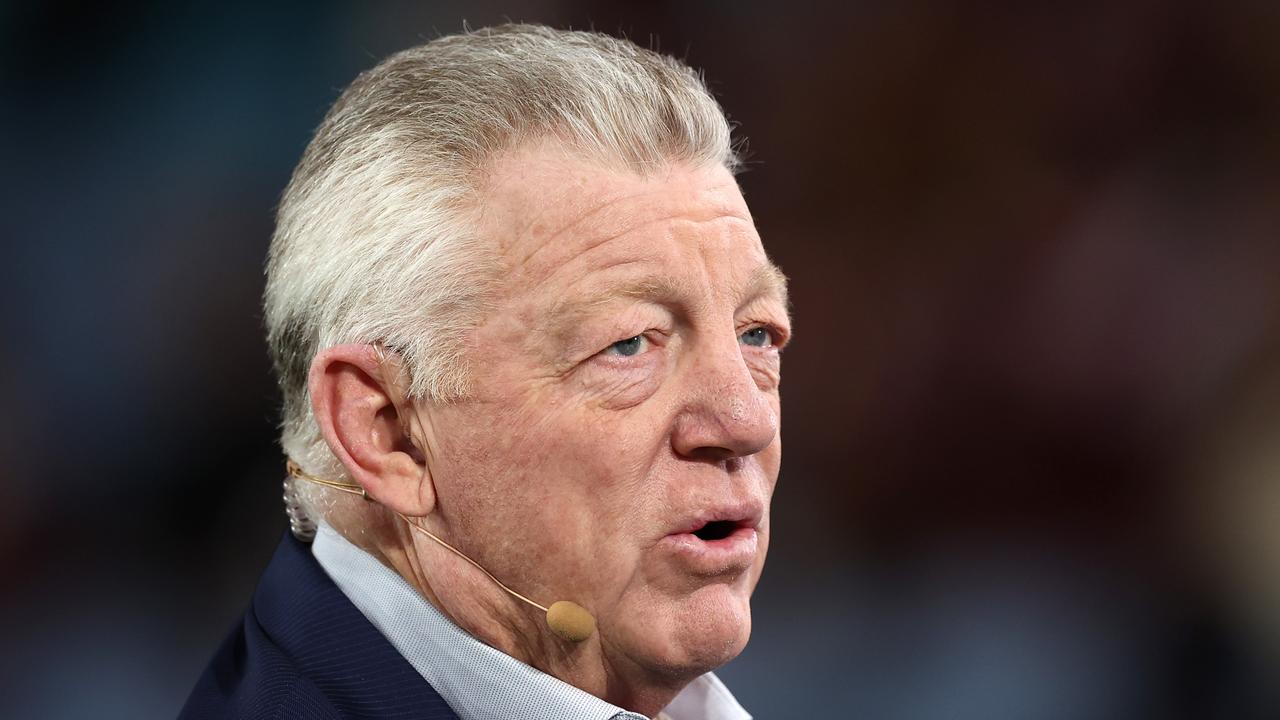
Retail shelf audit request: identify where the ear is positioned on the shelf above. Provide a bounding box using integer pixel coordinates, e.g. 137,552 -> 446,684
308,343 -> 435,516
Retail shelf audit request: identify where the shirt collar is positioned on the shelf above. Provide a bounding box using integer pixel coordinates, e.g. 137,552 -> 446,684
311,523 -> 751,720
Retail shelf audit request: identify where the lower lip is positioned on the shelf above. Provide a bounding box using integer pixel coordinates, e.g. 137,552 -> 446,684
659,526 -> 759,574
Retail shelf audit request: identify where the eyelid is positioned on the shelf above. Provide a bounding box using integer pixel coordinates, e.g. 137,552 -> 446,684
601,334 -> 647,357
596,329 -> 668,358
739,320 -> 790,349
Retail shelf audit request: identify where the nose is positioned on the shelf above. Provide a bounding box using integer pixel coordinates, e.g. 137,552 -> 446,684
671,336 -> 779,463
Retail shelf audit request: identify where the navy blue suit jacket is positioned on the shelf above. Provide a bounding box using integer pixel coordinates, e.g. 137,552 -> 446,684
180,532 -> 461,719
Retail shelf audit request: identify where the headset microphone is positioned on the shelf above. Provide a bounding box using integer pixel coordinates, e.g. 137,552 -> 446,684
286,460 -> 596,642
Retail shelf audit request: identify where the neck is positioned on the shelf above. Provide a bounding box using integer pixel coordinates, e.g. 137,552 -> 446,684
373,526 -> 689,717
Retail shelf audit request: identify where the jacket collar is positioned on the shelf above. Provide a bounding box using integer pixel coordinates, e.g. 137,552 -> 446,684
251,531 -> 461,719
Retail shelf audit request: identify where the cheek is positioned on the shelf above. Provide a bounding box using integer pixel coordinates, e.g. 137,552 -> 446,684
431,392 -> 668,553
517,406 -> 673,580
746,352 -> 781,392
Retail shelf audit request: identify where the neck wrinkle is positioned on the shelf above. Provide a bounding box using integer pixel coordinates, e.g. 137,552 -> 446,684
378,524 -> 688,718
599,634 -> 688,718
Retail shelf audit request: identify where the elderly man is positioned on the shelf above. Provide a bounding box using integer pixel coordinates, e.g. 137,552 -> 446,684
182,24 -> 790,720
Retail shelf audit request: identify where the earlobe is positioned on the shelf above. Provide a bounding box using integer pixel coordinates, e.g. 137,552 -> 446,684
308,343 -> 436,517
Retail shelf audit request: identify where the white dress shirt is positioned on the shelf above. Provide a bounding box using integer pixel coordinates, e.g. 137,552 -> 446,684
312,523 -> 752,720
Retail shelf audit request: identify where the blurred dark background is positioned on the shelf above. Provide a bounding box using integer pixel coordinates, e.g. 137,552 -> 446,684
3,2 -> 1279,718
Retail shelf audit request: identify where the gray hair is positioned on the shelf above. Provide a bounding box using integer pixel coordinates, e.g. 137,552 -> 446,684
264,23 -> 739,538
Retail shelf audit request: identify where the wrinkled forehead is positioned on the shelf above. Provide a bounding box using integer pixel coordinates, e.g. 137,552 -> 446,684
475,143 -> 758,280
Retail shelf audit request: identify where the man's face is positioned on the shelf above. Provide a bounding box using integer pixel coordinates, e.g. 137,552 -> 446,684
417,143 -> 789,679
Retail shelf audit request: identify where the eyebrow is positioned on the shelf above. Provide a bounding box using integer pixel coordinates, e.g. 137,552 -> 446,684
745,262 -> 790,311
541,261 -> 790,345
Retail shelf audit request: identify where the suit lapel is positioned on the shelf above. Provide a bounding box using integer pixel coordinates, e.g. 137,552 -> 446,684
252,532 -> 461,719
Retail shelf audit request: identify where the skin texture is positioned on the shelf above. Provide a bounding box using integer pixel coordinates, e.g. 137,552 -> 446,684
308,142 -> 790,716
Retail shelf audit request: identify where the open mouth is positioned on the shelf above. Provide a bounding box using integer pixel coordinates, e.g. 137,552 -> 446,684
692,519 -> 742,542
662,511 -> 761,573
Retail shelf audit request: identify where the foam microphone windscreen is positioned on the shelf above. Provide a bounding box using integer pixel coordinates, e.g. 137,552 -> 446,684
546,600 -> 596,642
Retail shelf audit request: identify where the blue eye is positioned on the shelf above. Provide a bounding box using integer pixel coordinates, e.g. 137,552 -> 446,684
739,327 -> 772,347
605,335 -> 647,357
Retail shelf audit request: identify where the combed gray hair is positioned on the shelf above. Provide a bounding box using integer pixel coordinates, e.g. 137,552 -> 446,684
264,23 -> 739,538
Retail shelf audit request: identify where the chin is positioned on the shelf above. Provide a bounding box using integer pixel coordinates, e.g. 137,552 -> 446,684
613,583 -> 754,679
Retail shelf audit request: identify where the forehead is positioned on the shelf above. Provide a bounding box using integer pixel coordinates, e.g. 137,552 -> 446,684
476,143 -> 768,296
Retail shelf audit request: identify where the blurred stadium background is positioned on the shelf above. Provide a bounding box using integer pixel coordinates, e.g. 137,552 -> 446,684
2,2 -> 1279,717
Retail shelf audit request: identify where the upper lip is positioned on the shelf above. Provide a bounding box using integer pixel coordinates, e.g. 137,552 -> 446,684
668,498 -> 764,537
